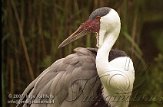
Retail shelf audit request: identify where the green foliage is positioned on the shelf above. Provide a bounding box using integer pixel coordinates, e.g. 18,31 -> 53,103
151,30 -> 163,53
144,54 -> 163,106
39,55 -> 52,69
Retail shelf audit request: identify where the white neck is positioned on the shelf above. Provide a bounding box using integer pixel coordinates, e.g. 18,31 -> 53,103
96,9 -> 121,71
96,9 -> 126,107
96,29 -> 119,75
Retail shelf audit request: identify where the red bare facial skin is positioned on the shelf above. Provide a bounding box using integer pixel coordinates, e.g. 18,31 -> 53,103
77,16 -> 100,34
58,16 -> 101,48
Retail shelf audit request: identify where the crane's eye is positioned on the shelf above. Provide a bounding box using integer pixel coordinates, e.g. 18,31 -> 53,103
96,16 -> 100,18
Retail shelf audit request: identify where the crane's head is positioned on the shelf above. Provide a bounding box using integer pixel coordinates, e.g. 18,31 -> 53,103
58,7 -> 121,48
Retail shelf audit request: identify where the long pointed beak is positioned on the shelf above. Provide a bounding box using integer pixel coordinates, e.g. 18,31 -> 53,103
58,18 -> 100,48
58,25 -> 88,48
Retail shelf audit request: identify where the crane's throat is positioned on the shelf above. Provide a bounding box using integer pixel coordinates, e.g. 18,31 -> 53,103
96,33 -> 100,48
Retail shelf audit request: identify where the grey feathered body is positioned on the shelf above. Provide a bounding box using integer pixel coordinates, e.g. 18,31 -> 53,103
17,47 -> 127,107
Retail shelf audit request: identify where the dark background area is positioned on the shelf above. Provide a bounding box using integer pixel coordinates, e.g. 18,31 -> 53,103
2,0 -> 163,107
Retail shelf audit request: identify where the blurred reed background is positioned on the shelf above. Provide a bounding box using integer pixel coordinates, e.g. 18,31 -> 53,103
2,0 -> 163,107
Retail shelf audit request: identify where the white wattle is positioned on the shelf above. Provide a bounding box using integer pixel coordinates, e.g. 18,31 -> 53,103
95,9 -> 135,107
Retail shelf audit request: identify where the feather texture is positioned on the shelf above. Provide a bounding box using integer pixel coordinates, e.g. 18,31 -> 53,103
17,47 -> 127,107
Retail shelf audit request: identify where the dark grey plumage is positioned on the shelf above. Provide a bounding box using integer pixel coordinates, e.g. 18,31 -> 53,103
89,7 -> 111,20
17,47 -> 127,107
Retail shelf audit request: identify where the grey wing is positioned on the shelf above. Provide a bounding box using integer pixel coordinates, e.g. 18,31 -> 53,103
17,47 -> 102,107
